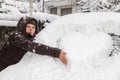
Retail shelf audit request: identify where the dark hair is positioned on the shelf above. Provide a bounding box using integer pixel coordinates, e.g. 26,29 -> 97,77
27,19 -> 37,27
17,16 -> 38,37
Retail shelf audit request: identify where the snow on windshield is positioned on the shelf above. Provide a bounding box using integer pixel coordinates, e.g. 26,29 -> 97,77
0,12 -> 120,80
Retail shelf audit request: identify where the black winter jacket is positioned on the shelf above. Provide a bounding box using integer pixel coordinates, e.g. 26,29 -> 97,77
0,16 -> 61,71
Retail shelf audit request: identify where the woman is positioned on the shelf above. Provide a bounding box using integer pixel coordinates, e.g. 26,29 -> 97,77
0,16 -> 67,72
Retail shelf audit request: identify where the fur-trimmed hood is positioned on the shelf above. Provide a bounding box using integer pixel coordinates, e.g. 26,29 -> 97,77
16,16 -> 38,38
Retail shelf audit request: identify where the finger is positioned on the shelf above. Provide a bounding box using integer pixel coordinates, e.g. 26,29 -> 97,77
63,56 -> 67,65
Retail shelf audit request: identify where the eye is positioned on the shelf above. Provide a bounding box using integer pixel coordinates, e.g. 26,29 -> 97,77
26,26 -> 30,28
26,24 -> 35,29
32,26 -> 35,29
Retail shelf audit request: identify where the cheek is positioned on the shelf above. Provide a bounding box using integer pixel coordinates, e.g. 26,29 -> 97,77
33,29 -> 35,32
26,28 -> 29,32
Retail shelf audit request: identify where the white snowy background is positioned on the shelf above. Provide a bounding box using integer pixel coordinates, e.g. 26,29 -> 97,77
0,0 -> 60,27
0,0 -> 120,80
0,12 -> 120,80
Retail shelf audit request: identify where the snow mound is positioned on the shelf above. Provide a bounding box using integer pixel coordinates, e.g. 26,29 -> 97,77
59,31 -> 112,67
0,12 -> 120,80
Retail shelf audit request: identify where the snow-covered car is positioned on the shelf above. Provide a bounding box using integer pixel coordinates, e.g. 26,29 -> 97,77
0,12 -> 60,49
0,12 -> 120,80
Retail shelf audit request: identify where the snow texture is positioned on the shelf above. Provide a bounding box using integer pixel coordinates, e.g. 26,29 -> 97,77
0,0 -> 60,26
0,12 -> 120,80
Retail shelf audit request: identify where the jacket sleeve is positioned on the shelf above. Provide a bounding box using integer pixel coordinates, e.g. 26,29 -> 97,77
10,33 -> 61,58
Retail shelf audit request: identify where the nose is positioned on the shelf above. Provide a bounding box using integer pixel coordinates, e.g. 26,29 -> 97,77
29,27 -> 33,31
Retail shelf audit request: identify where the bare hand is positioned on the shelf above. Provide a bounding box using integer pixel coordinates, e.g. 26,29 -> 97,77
59,51 -> 67,65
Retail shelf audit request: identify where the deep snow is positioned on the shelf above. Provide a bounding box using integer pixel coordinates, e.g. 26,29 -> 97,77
0,0 -> 60,26
0,12 -> 120,80
0,12 -> 60,27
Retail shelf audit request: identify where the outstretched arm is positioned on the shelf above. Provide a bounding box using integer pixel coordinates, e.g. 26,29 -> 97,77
11,33 -> 60,58
11,32 -> 67,64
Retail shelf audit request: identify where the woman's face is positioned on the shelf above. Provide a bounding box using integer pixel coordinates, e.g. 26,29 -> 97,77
26,24 -> 36,36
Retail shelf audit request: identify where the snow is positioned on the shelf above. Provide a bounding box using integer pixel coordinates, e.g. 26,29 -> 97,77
0,20 -> 17,27
0,12 -> 60,27
0,12 -> 120,80
0,0 -> 60,26
77,0 -> 120,12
